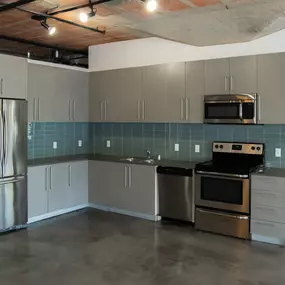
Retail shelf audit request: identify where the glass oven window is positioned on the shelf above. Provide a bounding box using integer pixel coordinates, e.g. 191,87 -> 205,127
242,103 -> 254,119
205,103 -> 239,119
201,177 -> 243,205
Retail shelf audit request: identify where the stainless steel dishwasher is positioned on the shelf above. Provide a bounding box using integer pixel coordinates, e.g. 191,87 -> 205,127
157,166 -> 194,222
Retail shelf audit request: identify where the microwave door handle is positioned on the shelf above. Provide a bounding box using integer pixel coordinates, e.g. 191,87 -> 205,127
239,103 -> 243,121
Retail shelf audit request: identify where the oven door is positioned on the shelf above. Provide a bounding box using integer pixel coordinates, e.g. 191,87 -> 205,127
195,172 -> 249,214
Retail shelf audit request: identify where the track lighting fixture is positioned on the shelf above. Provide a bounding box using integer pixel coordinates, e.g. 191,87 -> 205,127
79,7 -> 96,23
41,20 -> 56,36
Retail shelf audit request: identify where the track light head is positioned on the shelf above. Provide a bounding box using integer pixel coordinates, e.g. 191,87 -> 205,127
41,20 -> 56,36
79,7 -> 96,23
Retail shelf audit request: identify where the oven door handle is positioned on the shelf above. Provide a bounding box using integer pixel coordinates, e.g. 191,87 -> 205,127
196,208 -> 249,220
196,170 -> 248,178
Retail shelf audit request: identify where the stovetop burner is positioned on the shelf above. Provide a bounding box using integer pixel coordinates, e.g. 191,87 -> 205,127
195,142 -> 265,176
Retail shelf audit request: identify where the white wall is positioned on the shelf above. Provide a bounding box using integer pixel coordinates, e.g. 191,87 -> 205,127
89,29 -> 285,71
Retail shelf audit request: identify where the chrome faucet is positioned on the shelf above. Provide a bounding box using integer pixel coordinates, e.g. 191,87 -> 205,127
146,149 -> 151,159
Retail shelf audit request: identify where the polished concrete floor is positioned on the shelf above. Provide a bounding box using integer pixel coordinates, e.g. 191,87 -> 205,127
0,209 -> 284,285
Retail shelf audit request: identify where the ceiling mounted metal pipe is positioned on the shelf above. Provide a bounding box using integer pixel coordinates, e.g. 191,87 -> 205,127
0,0 -> 36,13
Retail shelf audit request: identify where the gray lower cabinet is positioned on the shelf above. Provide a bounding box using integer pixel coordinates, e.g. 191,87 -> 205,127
0,54 -> 27,99
251,174 -> 285,242
28,161 -> 88,219
89,161 -> 157,216
28,165 -> 48,218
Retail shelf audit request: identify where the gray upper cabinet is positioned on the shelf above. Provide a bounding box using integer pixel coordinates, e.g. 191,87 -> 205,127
142,65 -> 168,122
205,58 -> 230,95
0,55 -> 27,99
229,56 -> 257,94
89,71 -> 102,122
258,53 -> 285,124
186,61 -> 205,123
165,62 -> 186,122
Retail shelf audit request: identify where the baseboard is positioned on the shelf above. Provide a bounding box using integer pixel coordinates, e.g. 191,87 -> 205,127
251,234 -> 285,246
88,203 -> 159,221
28,204 -> 89,224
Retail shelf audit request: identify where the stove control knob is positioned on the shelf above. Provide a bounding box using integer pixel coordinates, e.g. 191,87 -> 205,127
251,146 -> 256,151
219,145 -> 223,149
257,147 -> 261,151
215,145 -> 219,149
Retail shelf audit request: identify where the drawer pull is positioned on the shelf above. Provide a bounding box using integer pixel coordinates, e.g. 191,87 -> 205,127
254,207 -> 277,213
255,221 -> 275,227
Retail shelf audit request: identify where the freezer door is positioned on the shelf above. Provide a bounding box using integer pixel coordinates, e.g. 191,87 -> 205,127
0,176 -> 27,232
2,99 -> 27,178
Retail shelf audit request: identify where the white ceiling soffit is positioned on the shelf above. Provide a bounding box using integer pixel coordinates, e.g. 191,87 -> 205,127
129,0 -> 285,46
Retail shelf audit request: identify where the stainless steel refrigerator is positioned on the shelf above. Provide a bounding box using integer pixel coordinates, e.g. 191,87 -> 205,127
0,99 -> 27,233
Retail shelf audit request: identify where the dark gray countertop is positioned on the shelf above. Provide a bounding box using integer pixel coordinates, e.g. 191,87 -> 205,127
28,154 -> 199,169
252,167 -> 285,178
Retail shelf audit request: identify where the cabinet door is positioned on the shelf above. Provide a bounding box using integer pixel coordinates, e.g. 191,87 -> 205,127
229,56 -> 257,94
123,165 -> 156,215
28,166 -> 48,218
205,58 -> 230,95
99,68 -> 142,122
258,53 -> 285,124
142,65 -> 168,122
186,61 -> 205,123
165,62 -> 186,122
69,71 -> 89,122
89,161 -> 125,209
48,163 -> 69,212
69,161 -> 88,207
89,72 -> 103,122
0,55 -> 27,99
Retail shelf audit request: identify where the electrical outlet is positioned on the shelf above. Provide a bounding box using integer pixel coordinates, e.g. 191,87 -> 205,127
195,145 -> 200,153
275,148 -> 281,157
106,140 -> 111,148
53,141 -> 57,149
174,143 -> 179,152
78,140 -> 83,147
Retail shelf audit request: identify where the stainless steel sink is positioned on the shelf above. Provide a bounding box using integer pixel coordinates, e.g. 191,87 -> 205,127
120,157 -> 135,162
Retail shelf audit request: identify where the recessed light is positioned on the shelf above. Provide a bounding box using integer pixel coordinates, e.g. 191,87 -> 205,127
146,0 -> 158,12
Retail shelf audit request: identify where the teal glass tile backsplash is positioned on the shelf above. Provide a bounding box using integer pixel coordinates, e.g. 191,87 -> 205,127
90,123 -> 285,168
28,122 -> 285,168
28,122 -> 90,159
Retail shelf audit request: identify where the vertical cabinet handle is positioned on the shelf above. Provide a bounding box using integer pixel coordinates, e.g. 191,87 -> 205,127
230,76 -> 234,92
33,98 -> 36,121
224,76 -> 228,92
142,100 -> 145,121
73,100 -> 75,121
128,167 -> 132,189
104,101 -> 107,121
68,165 -> 71,186
0,78 -> 3,95
37,98 -> 40,121
49,167 -> 52,190
180,98 -> 184,121
100,101 -> 103,121
185,98 -> 189,121
69,100 -> 71,121
45,167 -> 48,190
137,100 -> 140,121
124,166 -> 128,188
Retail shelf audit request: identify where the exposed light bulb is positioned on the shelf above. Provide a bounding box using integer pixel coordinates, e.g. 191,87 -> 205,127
146,0 -> 157,12
79,12 -> 88,23
48,26 -> 56,36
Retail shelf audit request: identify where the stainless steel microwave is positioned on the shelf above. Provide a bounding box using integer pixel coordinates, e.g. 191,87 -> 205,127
204,94 -> 259,124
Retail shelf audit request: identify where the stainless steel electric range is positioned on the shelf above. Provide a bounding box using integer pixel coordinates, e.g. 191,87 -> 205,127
195,142 -> 264,239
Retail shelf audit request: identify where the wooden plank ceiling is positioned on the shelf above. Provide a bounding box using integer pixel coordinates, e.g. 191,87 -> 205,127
0,0 -> 221,51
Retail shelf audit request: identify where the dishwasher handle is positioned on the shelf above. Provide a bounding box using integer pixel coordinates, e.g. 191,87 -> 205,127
157,166 -> 193,177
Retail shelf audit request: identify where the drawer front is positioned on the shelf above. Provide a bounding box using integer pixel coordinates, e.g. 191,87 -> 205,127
251,190 -> 285,208
251,219 -> 285,238
251,175 -> 285,193
251,205 -> 285,223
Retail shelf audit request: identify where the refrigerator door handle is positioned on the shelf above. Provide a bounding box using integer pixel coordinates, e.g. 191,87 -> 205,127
2,108 -> 6,170
0,175 -> 25,185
